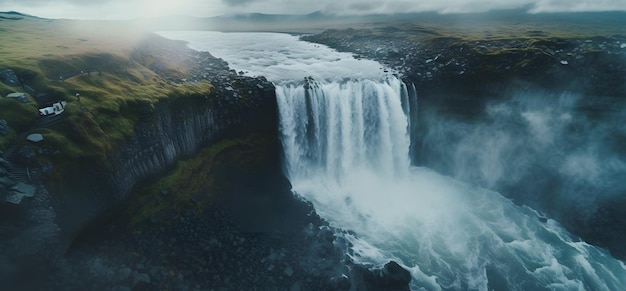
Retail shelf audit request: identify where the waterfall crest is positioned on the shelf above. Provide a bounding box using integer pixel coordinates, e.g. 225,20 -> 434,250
277,76 -> 412,182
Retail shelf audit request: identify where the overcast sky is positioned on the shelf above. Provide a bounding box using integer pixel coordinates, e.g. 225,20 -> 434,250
2,0 -> 626,19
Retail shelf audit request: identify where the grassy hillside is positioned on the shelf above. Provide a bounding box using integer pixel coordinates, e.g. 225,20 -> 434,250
0,13 -> 215,189
122,133 -> 279,227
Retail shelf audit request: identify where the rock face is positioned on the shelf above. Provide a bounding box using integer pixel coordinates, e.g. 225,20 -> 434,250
109,76 -> 276,200
0,157 -> 37,205
0,119 -> 9,136
0,69 -> 21,87
350,261 -> 412,291
0,66 -> 296,291
51,75 -> 277,238
1,37 -> 284,290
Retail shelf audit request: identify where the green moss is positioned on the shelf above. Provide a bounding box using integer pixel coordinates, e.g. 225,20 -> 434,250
0,98 -> 39,149
0,17 -> 220,195
125,134 -> 275,226
0,98 -> 38,128
36,128 -> 85,159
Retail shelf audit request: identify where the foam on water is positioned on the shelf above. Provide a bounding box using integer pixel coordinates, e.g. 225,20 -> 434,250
159,31 -> 626,290
157,31 -> 391,83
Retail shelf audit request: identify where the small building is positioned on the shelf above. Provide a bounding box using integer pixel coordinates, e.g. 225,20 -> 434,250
39,101 -> 67,116
5,92 -> 29,103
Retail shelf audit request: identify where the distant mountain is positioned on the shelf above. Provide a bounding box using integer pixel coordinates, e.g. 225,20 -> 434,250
2,11 -> 29,16
0,11 -> 36,20
32,9 -> 613,34
141,11 -> 351,33
209,11 -> 340,25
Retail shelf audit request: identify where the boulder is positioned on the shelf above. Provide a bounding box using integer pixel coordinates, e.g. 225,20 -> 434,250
14,182 -> 36,196
2,182 -> 37,204
351,261 -> 412,291
380,261 -> 412,289
26,133 -> 44,143
4,191 -> 23,204
115,267 -> 132,282
0,158 -> 10,169
131,272 -> 151,290
283,265 -> 294,277
0,69 -> 21,87
0,119 -> 8,136
5,92 -> 29,103
0,176 -> 17,187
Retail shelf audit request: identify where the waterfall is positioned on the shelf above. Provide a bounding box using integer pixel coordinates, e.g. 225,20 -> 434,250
276,77 -> 626,291
277,77 -> 411,182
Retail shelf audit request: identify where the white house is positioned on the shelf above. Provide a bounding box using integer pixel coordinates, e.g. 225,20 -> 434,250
39,101 -> 67,116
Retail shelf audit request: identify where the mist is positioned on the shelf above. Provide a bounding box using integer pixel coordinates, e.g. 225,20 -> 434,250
418,85 -> 626,241
4,0 -> 626,20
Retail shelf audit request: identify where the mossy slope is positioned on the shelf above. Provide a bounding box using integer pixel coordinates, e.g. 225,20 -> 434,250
0,15 -> 217,193
95,131 -> 288,238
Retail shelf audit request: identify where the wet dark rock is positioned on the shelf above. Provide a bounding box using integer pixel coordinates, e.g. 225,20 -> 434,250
0,157 -> 10,169
0,119 -> 8,136
11,182 -> 36,197
381,261 -> 412,289
0,176 -> 16,187
115,267 -> 132,282
0,69 -> 21,87
284,265 -> 294,277
289,280 -> 303,291
303,30 -> 626,97
131,272 -> 151,289
330,275 -> 351,290
18,146 -> 36,160
351,261 -> 411,291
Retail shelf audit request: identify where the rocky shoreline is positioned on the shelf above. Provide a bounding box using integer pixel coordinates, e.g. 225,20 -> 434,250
302,28 -> 626,95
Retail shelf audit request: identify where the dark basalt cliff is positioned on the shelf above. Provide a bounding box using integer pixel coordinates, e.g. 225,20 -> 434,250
56,75 -> 278,238
109,84 -> 275,200
0,37 -> 284,285
0,30 -> 411,290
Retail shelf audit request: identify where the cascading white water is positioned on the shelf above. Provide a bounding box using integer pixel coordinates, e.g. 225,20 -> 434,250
277,77 -> 411,182
276,78 -> 626,291
158,31 -> 626,290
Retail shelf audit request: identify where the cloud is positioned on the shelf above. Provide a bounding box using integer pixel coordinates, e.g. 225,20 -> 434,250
1,0 -> 225,19
2,0 -> 626,19
530,0 -> 626,12
0,0 -> 102,6
222,0 -> 257,6
217,0 -> 626,16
